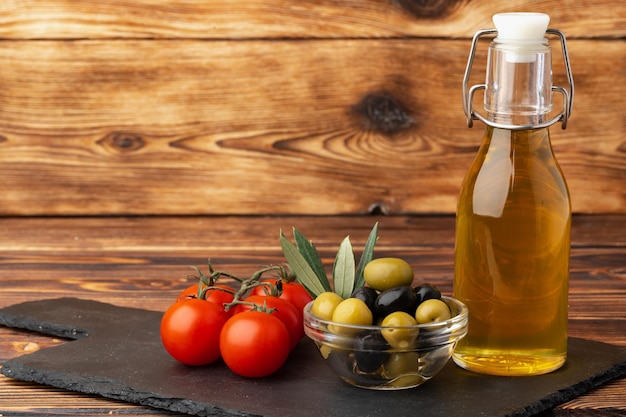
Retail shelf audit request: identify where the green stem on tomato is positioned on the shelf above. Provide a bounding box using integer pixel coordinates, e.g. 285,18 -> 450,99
222,264 -> 285,311
198,285 -> 237,300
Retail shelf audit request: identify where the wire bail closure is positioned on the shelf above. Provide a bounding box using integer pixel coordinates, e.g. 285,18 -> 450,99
462,28 -> 574,130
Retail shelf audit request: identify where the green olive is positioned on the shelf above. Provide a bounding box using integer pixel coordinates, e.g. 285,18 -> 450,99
311,291 -> 344,320
330,298 -> 373,334
318,342 -> 333,359
364,258 -> 414,291
383,352 -> 422,387
380,311 -> 419,349
415,299 -> 451,324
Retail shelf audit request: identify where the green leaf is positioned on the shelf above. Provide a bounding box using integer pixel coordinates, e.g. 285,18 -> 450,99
280,231 -> 329,297
354,222 -> 379,289
293,227 -> 328,285
333,236 -> 355,299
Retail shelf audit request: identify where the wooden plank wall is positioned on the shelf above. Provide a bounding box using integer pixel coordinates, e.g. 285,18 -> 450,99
0,0 -> 624,216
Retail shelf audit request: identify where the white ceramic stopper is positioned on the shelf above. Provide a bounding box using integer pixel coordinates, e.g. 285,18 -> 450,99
493,12 -> 550,41
492,13 -> 550,63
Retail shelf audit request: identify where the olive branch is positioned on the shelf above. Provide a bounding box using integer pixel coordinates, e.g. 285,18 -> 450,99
279,223 -> 378,299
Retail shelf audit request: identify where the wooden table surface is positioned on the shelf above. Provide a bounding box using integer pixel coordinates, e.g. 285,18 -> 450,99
0,214 -> 624,416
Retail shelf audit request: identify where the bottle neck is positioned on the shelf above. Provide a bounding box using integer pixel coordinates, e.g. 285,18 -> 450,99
486,126 -> 552,154
484,38 -> 552,128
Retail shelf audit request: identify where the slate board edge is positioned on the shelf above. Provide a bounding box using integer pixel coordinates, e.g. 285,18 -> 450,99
0,361 -> 256,417
506,359 -> 626,417
4,346 -> 626,417
0,299 -> 255,416
0,312 -> 89,340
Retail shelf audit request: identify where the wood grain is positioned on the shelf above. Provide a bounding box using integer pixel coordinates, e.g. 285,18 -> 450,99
0,0 -> 623,39
0,38 -> 623,215
0,214 -> 624,416
1,1 -> 624,414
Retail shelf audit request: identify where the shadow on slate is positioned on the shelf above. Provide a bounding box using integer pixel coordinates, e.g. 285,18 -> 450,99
1,297 -> 626,417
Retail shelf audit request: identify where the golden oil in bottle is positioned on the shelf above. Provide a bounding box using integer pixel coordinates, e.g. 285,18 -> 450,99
453,126 -> 570,375
453,12 -> 574,375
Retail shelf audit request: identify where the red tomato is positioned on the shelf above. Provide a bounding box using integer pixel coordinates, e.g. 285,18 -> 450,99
203,285 -> 236,313
176,284 -> 202,302
220,311 -> 291,378
176,284 -> 235,314
160,298 -> 229,366
252,279 -> 313,318
231,295 -> 303,350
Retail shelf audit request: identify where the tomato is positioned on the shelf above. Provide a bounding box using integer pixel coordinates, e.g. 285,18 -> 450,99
176,283 -> 203,302
176,283 -> 235,314
251,279 -> 313,318
160,298 -> 229,366
220,311 -> 291,378
231,295 -> 302,349
203,285 -> 236,313
278,281 -> 314,312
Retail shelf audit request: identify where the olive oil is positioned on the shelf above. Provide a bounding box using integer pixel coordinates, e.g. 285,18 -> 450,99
453,12 -> 574,376
452,126 -> 570,375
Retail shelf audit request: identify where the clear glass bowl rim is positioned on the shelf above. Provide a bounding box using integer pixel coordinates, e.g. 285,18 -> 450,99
303,295 -> 468,333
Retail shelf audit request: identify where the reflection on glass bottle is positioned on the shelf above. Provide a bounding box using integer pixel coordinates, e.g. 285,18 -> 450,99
452,13 -> 574,376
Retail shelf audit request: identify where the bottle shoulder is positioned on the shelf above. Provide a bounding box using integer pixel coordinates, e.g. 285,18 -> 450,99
458,128 -> 570,218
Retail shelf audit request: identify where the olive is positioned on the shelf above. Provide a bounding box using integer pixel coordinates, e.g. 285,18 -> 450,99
415,299 -> 451,324
318,343 -> 333,359
326,348 -> 386,386
325,348 -> 356,379
330,298 -> 373,334
351,287 -> 379,320
414,283 -> 442,304
374,285 -> 418,318
418,347 -> 452,377
311,291 -> 344,320
383,352 -> 422,387
380,311 -> 419,349
363,258 -> 414,291
354,330 -> 390,373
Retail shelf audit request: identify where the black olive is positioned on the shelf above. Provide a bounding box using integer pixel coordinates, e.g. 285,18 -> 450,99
414,283 -> 442,305
351,286 -> 379,320
374,285 -> 418,317
354,330 -> 390,373
326,347 -> 385,385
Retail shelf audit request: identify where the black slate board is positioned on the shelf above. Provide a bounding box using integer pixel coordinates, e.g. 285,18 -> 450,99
1,298 -> 625,417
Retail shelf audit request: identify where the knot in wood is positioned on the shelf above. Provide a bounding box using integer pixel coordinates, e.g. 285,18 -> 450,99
395,0 -> 458,19
356,92 -> 414,134
368,202 -> 390,215
99,132 -> 145,153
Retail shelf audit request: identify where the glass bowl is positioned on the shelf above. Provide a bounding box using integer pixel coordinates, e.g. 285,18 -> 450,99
303,296 -> 468,390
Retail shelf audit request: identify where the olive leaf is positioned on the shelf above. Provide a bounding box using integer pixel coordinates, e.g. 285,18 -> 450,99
279,230 -> 330,297
280,223 -> 379,299
333,236 -> 355,299
293,228 -> 328,285
354,222 -> 379,289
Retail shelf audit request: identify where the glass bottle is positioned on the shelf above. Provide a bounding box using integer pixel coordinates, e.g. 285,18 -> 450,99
452,13 -> 575,376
